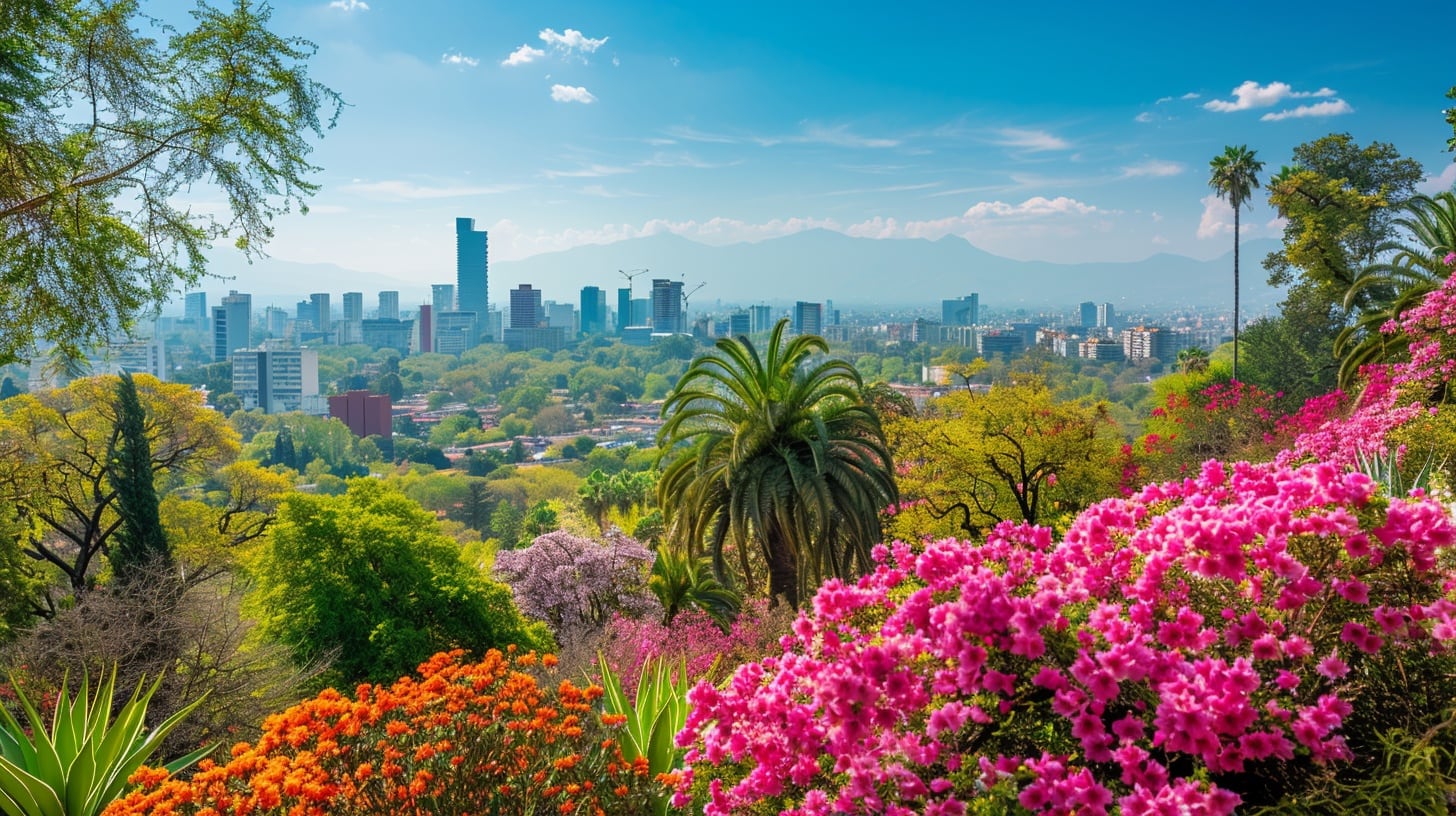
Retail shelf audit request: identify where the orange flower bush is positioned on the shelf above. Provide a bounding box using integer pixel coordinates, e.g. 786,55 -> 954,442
102,648 -> 658,816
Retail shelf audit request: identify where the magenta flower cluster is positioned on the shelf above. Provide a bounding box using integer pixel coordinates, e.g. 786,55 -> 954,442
600,600 -> 788,695
675,459 -> 1456,815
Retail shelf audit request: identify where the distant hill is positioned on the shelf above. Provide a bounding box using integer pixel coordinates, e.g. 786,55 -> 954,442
173,233 -> 1286,314
490,231 -> 1287,312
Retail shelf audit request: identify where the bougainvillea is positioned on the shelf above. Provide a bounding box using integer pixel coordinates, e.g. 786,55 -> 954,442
675,459 -> 1456,815
494,529 -> 660,643
597,600 -> 793,696
104,648 -> 659,816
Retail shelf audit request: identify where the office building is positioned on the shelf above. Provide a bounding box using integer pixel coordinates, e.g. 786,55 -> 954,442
580,286 -> 606,335
263,306 -> 288,338
547,302 -> 575,333
432,284 -> 455,315
1122,326 -> 1190,362
212,290 -> 251,362
328,390 -> 392,440
979,331 -> 1025,358
360,318 -> 413,355
942,294 -> 979,327
342,292 -> 363,322
104,337 -> 166,381
750,305 -> 773,334
728,312 -> 750,337
309,293 -> 331,332
651,278 -> 683,333
378,290 -> 400,321
232,347 -> 321,413
456,218 -> 488,334
414,304 -> 432,354
1097,302 -> 1117,329
1079,338 -> 1125,361
184,292 -> 207,324
509,284 -> 543,329
1080,301 -> 1098,330
434,310 -> 478,356
793,301 -> 823,336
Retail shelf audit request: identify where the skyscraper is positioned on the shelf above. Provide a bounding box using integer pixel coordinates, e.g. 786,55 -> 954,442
580,286 -> 606,335
617,288 -> 633,333
942,294 -> 979,327
793,301 -> 823,336
342,292 -> 363,322
378,290 -> 400,320
1079,301 -> 1097,330
309,293 -> 331,332
212,290 -> 251,362
456,218 -> 488,332
184,292 -> 207,323
650,278 -> 683,333
509,284 -> 543,329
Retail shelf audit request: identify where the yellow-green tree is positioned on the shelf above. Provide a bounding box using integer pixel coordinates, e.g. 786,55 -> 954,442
887,377 -> 1122,537
0,374 -> 236,602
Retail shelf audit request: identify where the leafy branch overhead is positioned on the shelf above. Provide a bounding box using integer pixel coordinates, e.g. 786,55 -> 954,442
0,0 -> 343,365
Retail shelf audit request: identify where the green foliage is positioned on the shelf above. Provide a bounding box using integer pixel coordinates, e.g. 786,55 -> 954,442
521,500 -> 560,540
0,0 -> 343,364
489,500 -> 524,550
658,318 -> 897,608
249,479 -> 551,686
0,668 -> 210,816
648,546 -> 741,630
106,373 -> 171,585
0,504 -> 44,641
596,653 -> 691,816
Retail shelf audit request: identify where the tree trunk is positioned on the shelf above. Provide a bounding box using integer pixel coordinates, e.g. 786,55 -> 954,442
766,539 -> 799,610
1233,205 -> 1241,383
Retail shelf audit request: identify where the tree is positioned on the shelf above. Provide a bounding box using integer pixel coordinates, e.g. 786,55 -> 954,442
493,529 -> 658,646
887,377 -> 1122,536
107,372 -> 172,584
251,479 -> 550,686
1175,346 -> 1210,375
1208,145 -> 1265,381
657,318 -> 897,609
0,0 -> 342,364
0,374 -> 235,602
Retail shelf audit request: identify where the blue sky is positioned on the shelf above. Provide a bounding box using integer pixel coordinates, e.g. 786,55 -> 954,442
171,1 -> 1456,285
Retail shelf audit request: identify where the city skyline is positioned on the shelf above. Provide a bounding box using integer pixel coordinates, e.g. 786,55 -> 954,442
137,0 -> 1456,297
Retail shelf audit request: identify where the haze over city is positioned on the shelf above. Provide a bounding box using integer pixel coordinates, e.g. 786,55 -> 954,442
142,0 -> 1456,304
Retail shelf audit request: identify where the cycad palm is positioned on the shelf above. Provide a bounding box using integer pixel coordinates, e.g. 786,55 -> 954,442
657,318 -> 897,609
1209,145 -> 1265,382
1336,192 -> 1456,387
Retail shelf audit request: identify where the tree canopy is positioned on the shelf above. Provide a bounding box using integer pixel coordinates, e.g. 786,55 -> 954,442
0,0 -> 342,364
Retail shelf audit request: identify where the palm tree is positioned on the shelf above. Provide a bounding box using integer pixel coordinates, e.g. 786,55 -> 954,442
1208,145 -> 1265,382
657,318 -> 897,609
1336,192 -> 1456,387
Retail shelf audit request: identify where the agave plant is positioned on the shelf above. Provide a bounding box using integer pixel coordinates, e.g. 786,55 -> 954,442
0,669 -> 210,816
597,653 -> 691,816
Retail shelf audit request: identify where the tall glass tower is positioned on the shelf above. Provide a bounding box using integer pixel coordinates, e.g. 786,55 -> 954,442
455,218 -> 488,337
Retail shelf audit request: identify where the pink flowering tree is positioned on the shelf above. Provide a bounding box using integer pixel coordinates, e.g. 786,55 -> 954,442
493,529 -> 660,646
675,459 -> 1456,815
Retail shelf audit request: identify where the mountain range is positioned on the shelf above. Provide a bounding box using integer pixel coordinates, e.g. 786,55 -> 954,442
190,232 -> 1286,316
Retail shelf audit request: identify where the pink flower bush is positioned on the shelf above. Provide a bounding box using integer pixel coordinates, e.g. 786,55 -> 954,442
675,459 -> 1456,815
599,600 -> 791,695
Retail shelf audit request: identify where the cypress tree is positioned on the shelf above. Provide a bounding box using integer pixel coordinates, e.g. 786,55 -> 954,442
108,373 -> 171,584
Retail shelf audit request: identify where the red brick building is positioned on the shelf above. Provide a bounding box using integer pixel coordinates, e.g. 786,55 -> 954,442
329,390 -> 392,440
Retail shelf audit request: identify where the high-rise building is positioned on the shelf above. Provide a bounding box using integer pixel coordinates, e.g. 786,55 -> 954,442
942,294 -> 979,327
309,293 -> 331,332
650,278 -> 683,333
580,286 -> 606,335
1097,302 -> 1117,329
793,301 -> 823,336
263,306 -> 288,338
617,288 -> 634,333
728,312 -> 751,337
750,305 -> 773,334
378,290 -> 400,321
456,218 -> 488,333
433,311 -> 478,355
432,284 -> 455,315
547,302 -> 575,333
360,318 -> 413,355
342,292 -> 363,322
184,292 -> 207,323
509,284 -> 543,329
415,304 -> 432,354
232,347 -> 320,413
1079,301 -> 1097,330
212,290 -> 251,362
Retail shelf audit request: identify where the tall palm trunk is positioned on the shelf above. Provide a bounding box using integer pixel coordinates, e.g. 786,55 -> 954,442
766,536 -> 799,610
1233,205 -> 1240,383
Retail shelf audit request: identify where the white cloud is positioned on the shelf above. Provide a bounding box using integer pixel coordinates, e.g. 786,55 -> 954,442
441,51 -> 479,68
340,180 -> 519,200
501,44 -> 545,66
670,57 -> 681,67
539,27 -> 608,57
1134,112 -> 1155,123
1197,194 -> 1262,239
579,185 -> 649,199
1120,159 -> 1184,178
328,0 -> 368,11
1260,99 -> 1354,121
550,84 -> 597,104
612,55 -> 621,67
1418,163 -> 1456,194
1154,96 -> 1173,105
844,197 -> 1111,244
797,124 -> 900,149
994,128 -> 1070,151
636,152 -> 735,169
1151,234 -> 1169,245
542,163 -> 630,179
1181,92 -> 1200,100
1204,81 -> 1338,112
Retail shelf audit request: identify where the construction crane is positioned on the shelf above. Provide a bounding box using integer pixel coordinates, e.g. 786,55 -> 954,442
681,282 -> 705,334
619,268 -> 648,298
